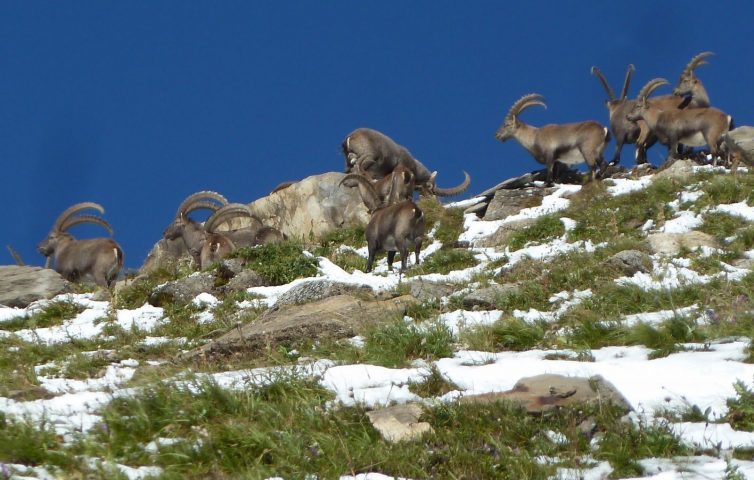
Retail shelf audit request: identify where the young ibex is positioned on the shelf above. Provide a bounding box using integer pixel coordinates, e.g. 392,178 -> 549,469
341,164 -> 416,209
163,191 -> 229,265
342,128 -> 470,197
495,93 -> 610,185
626,78 -> 732,163
38,202 -> 123,287
200,203 -> 284,269
341,173 -> 424,274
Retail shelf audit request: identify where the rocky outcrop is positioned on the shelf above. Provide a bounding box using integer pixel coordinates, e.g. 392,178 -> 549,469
366,403 -> 433,442
149,272 -> 216,307
247,172 -> 370,241
483,187 -> 556,221
460,374 -> 630,413
0,266 -> 71,308
273,280 -> 374,307
186,294 -> 417,359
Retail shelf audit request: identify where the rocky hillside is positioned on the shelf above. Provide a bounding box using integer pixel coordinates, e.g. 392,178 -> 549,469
2,159 -> 754,479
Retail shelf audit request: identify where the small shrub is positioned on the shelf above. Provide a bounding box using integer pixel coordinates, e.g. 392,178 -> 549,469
408,364 -> 460,397
363,318 -> 454,367
230,241 -> 318,285
462,317 -> 545,352
726,380 -> 754,431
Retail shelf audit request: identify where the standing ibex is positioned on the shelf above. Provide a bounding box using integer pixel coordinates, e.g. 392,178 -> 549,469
592,52 -> 714,165
342,128 -> 470,197
163,191 -> 229,265
495,94 -> 610,185
38,202 -> 123,287
341,173 -> 424,274
626,78 -> 732,163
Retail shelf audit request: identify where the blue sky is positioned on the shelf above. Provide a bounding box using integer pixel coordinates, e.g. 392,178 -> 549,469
2,1 -> 752,269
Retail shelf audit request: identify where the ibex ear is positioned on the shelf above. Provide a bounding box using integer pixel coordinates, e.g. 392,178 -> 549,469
429,171 -> 437,183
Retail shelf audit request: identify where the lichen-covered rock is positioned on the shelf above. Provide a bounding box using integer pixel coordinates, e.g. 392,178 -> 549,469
645,232 -> 717,256
603,250 -> 652,276
0,266 -> 71,308
483,187 -> 556,221
462,283 -> 519,310
366,403 -> 433,442
475,218 -> 537,249
149,272 -> 215,307
407,280 -> 458,303
273,280 -> 374,307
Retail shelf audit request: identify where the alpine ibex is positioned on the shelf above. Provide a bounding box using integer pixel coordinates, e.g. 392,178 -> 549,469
342,128 -> 470,197
341,164 -> 416,209
495,94 -> 610,185
591,64 -> 642,164
163,191 -> 229,265
38,202 -> 123,287
626,78 -> 732,163
200,203 -> 284,269
341,173 -> 424,274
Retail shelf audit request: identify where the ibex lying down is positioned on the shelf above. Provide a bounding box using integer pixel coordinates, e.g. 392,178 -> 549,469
163,191 -> 230,265
626,78 -> 732,163
200,203 -> 285,269
341,173 -> 424,274
342,127 -> 470,197
496,94 -> 610,185
38,202 -> 123,287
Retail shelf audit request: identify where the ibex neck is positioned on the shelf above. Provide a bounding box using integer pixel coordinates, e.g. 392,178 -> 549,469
514,123 -> 539,154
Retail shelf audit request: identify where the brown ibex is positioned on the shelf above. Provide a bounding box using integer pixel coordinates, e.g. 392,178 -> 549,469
495,94 -> 610,185
200,203 -> 284,269
342,128 -> 470,197
163,191 -> 229,265
626,78 -> 732,163
38,202 -> 123,287
341,164 -> 416,209
592,64 -> 642,164
341,173 -> 424,274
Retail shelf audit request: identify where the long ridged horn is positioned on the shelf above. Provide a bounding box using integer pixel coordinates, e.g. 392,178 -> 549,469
204,203 -> 256,232
183,200 -> 227,218
59,214 -> 114,236
339,173 -> 381,213
590,66 -> 615,100
620,64 -> 635,100
505,93 -> 546,122
680,51 -> 714,79
52,202 -> 105,232
637,78 -> 669,101
433,171 -> 471,197
175,191 -> 228,218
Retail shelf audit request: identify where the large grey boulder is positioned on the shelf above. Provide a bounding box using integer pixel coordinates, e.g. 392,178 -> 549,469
483,187 -> 556,221
603,250 -> 652,276
0,266 -> 71,308
726,126 -> 754,159
645,232 -> 717,256
463,283 -> 520,310
273,279 -> 374,307
149,272 -> 216,307
652,159 -> 696,183
247,172 -> 370,241
475,218 -> 537,249
407,279 -> 458,303
186,294 -> 417,359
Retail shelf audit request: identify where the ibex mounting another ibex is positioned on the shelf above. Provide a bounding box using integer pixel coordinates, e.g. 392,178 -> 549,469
340,173 -> 424,274
495,93 -> 610,185
38,202 -> 123,288
626,78 -> 732,164
342,127 -> 470,197
163,191 -> 229,265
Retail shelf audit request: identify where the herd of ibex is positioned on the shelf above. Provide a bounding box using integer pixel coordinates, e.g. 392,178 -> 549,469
31,51 -> 744,286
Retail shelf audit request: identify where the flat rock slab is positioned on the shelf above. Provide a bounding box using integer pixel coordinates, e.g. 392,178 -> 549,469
483,187 -> 556,221
462,283 -> 520,310
460,373 -> 630,413
187,294 -> 417,360
646,232 -> 717,256
273,279 -> 374,307
0,266 -> 70,308
366,403 -> 433,443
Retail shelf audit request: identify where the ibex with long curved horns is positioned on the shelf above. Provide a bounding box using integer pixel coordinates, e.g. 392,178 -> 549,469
496,94 -> 610,185
591,64 -> 642,164
163,191 -> 230,265
38,202 -> 123,287
340,173 -> 424,274
342,128 -> 470,197
626,78 -> 732,163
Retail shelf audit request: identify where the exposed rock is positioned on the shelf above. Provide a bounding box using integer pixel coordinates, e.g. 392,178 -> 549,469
247,172 -> 370,241
0,266 -> 71,308
733,258 -> 754,270
149,272 -> 216,307
407,280 -> 458,303
366,403 -> 433,442
645,232 -> 718,256
652,159 -> 696,183
139,237 -> 191,275
224,270 -> 266,292
474,218 -> 537,248
186,294 -> 417,359
483,187 -> 556,221
274,280 -> 374,307
462,283 -> 520,310
460,374 -> 630,413
726,126 -> 754,158
603,250 -> 652,276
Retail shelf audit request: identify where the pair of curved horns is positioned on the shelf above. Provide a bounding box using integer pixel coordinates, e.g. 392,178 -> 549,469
52,202 -> 113,235
680,51 -> 714,79
204,203 -> 259,232
505,93 -> 547,122
591,64 -> 635,101
637,78 -> 670,101
175,191 -> 228,218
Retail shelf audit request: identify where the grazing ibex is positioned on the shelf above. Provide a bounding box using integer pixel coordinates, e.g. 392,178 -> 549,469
38,202 -> 123,288
200,203 -> 284,269
341,173 -> 424,274
341,164 -> 416,209
342,128 -> 470,197
163,191 -> 229,265
626,78 -> 732,163
495,93 -> 610,185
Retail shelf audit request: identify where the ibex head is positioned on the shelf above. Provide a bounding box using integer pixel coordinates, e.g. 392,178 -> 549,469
673,51 -> 713,97
163,191 -> 228,240
626,78 -> 669,121
38,202 -> 113,259
495,93 -> 546,141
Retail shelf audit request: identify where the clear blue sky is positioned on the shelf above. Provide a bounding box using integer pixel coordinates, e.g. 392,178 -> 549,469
2,1 -> 752,269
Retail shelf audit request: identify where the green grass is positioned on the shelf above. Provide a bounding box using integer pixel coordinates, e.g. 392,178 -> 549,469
361,318 -> 455,368
726,380 -> 754,431
418,197 -> 465,246
407,248 -> 478,277
507,214 -> 565,251
462,316 -> 546,352
408,364 -> 460,397
1,300 -> 83,332
230,241 -> 319,285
